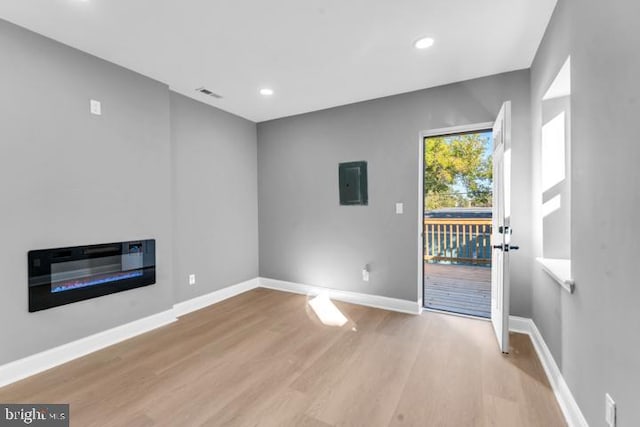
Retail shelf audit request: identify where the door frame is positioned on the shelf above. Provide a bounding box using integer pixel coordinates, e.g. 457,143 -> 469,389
417,122 -> 494,316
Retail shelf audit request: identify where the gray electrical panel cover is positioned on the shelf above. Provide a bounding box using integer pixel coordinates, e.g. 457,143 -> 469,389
339,161 -> 368,205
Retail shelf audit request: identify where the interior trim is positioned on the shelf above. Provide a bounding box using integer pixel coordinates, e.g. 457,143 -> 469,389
0,275 -> 582,427
259,277 -> 422,315
0,278 -> 261,388
509,316 -> 588,427
174,278 -> 260,317
0,309 -> 176,388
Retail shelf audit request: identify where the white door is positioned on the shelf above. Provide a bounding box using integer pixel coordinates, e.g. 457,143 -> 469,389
491,101 -> 515,353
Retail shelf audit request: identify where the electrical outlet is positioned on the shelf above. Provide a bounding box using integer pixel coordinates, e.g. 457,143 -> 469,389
605,393 -> 616,427
188,274 -> 196,286
395,202 -> 404,214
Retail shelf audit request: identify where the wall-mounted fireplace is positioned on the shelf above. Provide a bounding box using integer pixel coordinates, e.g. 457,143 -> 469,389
28,240 -> 156,312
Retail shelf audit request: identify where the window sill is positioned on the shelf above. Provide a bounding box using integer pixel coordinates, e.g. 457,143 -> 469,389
536,257 -> 574,294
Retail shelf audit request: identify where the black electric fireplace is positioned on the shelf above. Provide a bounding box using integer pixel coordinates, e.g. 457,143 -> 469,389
28,240 -> 156,312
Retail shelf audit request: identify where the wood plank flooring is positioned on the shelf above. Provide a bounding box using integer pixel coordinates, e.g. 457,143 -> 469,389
0,289 -> 565,426
424,263 -> 492,318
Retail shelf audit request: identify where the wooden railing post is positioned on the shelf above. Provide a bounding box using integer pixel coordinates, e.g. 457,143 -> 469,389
423,217 -> 492,266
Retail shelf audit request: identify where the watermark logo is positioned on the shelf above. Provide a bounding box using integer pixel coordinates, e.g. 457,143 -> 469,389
0,404 -> 68,426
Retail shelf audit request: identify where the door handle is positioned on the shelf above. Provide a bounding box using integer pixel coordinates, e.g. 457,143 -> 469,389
493,244 -> 520,252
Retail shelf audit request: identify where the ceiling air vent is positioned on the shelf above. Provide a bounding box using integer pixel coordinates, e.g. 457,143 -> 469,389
195,87 -> 223,99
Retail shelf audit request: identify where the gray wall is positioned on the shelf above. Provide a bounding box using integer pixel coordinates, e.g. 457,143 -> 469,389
529,0 -> 571,377
257,71 -> 532,313
0,20 -> 260,365
531,0 -> 640,424
170,92 -> 258,303
9,7 -> 640,423
0,20 -> 173,364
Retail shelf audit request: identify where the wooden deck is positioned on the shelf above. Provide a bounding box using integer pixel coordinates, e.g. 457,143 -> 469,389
424,263 -> 491,318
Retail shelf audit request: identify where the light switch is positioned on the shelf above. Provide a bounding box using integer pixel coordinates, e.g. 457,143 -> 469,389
362,264 -> 370,282
395,202 -> 404,214
90,99 -> 102,115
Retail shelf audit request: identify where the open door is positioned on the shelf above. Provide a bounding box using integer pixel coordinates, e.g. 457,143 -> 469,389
491,101 -> 517,353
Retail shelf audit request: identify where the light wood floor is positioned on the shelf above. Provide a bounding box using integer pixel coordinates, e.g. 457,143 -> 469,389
0,289 -> 565,426
425,263 -> 492,318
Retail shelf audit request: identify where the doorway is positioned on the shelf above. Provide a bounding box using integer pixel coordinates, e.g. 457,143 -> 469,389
422,127 -> 494,318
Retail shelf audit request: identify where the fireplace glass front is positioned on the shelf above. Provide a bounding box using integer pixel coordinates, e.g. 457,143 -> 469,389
29,240 -> 155,312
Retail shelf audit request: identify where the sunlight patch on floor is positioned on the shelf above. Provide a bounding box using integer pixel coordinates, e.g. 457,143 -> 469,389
307,294 -> 349,327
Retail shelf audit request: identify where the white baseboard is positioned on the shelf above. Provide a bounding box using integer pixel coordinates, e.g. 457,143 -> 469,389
0,278 -> 588,427
508,315 -> 534,335
259,277 -> 421,315
0,309 -> 176,388
173,278 -> 259,317
0,278 -> 261,388
509,316 -> 588,427
0,277 -> 424,388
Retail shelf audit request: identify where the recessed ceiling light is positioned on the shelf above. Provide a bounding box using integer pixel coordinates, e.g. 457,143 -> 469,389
259,88 -> 274,96
414,37 -> 435,50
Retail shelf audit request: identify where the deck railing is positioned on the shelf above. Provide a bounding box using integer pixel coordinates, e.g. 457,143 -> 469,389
424,217 -> 492,265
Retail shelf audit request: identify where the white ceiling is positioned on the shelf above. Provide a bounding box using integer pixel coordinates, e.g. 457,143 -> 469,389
0,0 -> 556,122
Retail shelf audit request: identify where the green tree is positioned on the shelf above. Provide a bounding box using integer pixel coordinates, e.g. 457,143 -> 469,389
425,133 -> 492,210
